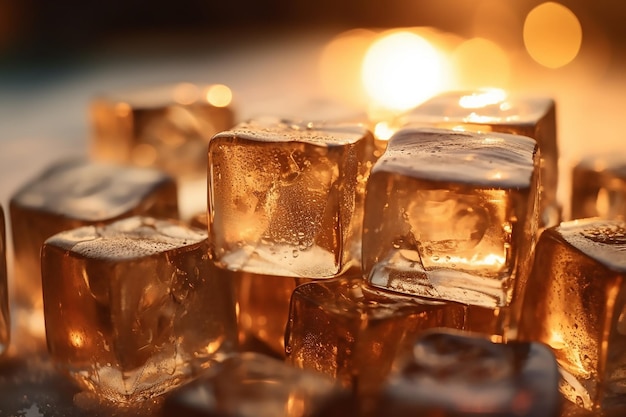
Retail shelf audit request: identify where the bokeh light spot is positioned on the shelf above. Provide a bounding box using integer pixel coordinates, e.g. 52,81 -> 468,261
362,30 -> 445,112
451,38 -> 510,89
205,84 -> 233,107
523,2 -> 582,69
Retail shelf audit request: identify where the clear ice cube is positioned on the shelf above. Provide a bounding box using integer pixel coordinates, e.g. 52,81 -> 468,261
518,218 -> 626,411
42,216 -> 237,402
398,89 -> 559,227
208,118 -> 374,278
376,329 -> 561,417
363,128 -> 540,314
10,158 -> 178,309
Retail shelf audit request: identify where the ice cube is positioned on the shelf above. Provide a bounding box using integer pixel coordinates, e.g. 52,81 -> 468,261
285,276 -> 466,397
90,83 -> 235,180
363,128 -> 540,318
376,328 -> 561,417
518,218 -> 626,411
41,216 -> 237,402
10,158 -> 178,309
208,118 -> 374,278
234,269 -> 303,357
398,89 -> 559,227
162,352 -> 343,417
571,153 -> 626,220
0,206 -> 9,355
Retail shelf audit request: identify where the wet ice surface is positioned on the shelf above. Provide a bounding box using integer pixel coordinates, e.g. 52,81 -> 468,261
518,218 -> 626,411
285,277 -> 466,398
48,216 -> 207,260
42,216 -> 237,403
375,127 -> 538,188
400,89 -> 555,126
559,219 -> 626,272
11,159 -> 175,222
363,128 -> 539,308
219,117 -> 369,146
209,118 -> 371,278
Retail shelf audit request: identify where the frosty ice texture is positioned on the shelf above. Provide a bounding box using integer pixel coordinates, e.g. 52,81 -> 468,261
518,219 -> 626,411
42,216 -> 237,402
400,90 -> 559,227
0,206 -> 10,355
208,118 -> 374,278
91,83 -> 235,179
285,277 -> 466,396
377,329 -> 561,417
10,159 -> 178,309
363,128 -> 540,312
163,352 -> 342,417
571,154 -> 626,220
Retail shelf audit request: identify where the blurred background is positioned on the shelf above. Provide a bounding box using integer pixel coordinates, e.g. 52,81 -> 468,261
0,0 -> 625,210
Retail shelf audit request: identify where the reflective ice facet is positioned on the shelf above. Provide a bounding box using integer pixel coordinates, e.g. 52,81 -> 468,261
208,118 -> 374,278
162,352 -> 342,417
571,153 -> 626,220
42,216 -> 237,402
399,90 -> 559,227
518,218 -> 626,411
285,276 -> 466,397
10,159 -> 178,309
377,329 -> 561,417
363,128 -> 540,313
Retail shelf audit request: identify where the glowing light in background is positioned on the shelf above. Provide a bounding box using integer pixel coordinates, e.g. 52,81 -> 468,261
362,30 -> 447,112
451,37 -> 510,89
205,84 -> 233,107
471,0 -> 521,49
173,82 -> 200,105
523,2 -> 582,69
319,28 -> 377,107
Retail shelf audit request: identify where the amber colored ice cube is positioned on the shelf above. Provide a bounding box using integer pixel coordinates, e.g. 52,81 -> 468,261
0,206 -> 10,355
376,329 -> 561,417
163,352 -> 343,417
234,270 -> 302,357
10,159 -> 178,310
285,277 -> 466,397
208,118 -> 374,278
363,128 -> 540,319
91,83 -> 235,180
399,90 -> 559,227
41,216 -> 237,402
518,218 -> 626,411
571,153 -> 626,220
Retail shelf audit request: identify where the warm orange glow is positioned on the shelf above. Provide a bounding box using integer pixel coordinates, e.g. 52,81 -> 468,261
523,2 -> 582,69
319,29 -> 377,107
428,253 -> 506,268
205,84 -> 233,107
374,121 -> 396,141
362,30 -> 446,112
69,330 -> 86,348
173,83 -> 200,105
114,102 -> 131,117
131,143 -> 158,166
451,38 -> 510,89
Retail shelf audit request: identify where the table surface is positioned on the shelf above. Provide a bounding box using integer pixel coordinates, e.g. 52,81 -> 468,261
0,28 -> 625,416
